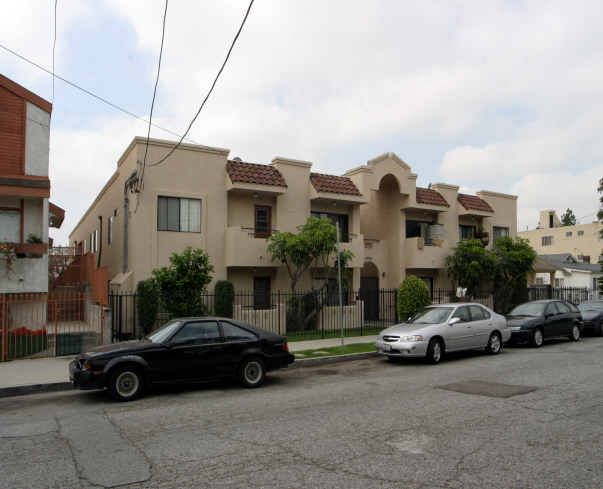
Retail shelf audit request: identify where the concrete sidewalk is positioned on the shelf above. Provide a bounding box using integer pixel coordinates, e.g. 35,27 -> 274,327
288,335 -> 377,352
0,335 -> 377,397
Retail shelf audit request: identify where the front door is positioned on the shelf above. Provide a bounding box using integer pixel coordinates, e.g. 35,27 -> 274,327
446,306 -> 474,351
554,301 -> 574,336
165,320 -> 224,381
543,302 -> 564,338
254,277 -> 271,309
469,305 -> 492,347
218,321 -> 260,376
360,277 -> 379,321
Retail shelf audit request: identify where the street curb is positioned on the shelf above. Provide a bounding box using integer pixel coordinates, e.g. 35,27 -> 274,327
288,351 -> 379,369
0,382 -> 72,399
0,352 -> 381,399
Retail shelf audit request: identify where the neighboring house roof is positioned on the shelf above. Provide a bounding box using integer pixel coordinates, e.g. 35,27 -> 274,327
532,255 -> 561,273
226,160 -> 287,187
49,202 -> 65,228
310,173 -> 361,196
540,254 -> 601,273
416,187 -> 449,207
0,73 -> 52,113
457,193 -> 494,213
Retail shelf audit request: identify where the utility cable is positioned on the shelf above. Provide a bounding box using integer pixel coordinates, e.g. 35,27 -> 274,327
137,0 -> 169,192
0,42 -> 197,143
146,0 -> 254,167
52,0 -> 58,102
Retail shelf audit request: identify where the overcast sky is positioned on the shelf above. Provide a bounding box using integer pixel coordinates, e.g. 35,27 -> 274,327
2,0 -> 602,244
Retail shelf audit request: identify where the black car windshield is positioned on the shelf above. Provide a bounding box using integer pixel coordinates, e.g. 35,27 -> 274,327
146,321 -> 182,343
508,303 -> 546,317
578,302 -> 603,312
409,307 -> 453,324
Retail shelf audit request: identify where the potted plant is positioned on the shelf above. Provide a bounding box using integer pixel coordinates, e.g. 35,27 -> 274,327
0,242 -> 16,276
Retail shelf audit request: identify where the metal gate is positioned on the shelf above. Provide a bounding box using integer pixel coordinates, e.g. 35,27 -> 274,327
1,292 -> 104,361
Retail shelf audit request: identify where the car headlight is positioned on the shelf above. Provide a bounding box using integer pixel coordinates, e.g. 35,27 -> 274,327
82,360 -> 91,371
400,335 -> 424,342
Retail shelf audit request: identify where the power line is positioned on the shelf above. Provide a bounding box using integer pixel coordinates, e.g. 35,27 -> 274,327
0,42 -> 197,143
147,0 -> 254,167
52,0 -> 58,102
137,0 -> 169,192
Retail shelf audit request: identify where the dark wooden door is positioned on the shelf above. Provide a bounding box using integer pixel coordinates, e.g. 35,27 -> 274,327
360,277 -> 379,320
254,277 -> 271,309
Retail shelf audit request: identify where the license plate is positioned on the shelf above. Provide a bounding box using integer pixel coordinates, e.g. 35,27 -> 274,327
382,344 -> 392,352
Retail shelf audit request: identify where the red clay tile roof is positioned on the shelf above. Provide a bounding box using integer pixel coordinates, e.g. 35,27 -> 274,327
310,173 -> 361,196
416,187 -> 449,207
457,193 -> 494,213
226,160 -> 287,187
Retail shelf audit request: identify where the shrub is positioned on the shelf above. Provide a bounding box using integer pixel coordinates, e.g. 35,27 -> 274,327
214,280 -> 235,318
397,276 -> 432,322
136,279 -> 159,336
151,247 -> 214,317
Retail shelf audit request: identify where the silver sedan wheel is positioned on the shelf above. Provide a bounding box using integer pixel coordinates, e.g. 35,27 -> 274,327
489,334 -> 501,354
432,342 -> 442,363
533,329 -> 543,347
571,325 -> 580,341
115,371 -> 139,398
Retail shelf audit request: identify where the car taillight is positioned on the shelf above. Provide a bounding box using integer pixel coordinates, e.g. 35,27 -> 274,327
282,341 -> 289,352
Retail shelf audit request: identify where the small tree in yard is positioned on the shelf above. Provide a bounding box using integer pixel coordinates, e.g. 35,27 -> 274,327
152,247 -> 214,317
397,276 -> 432,321
561,208 -> 577,226
267,216 -> 353,331
491,237 -> 536,313
445,239 -> 496,296
214,280 -> 235,318
136,279 -> 159,336
267,216 -> 353,295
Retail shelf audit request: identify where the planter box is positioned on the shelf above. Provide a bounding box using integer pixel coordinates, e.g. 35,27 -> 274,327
13,243 -> 48,257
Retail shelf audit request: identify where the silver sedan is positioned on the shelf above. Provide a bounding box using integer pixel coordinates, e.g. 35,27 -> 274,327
375,303 -> 511,364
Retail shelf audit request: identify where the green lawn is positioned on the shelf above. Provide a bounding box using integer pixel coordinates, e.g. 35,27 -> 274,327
286,325 -> 389,342
292,342 -> 376,359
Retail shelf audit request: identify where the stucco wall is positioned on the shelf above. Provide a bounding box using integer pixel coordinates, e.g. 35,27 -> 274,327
519,222 -> 602,261
0,255 -> 48,293
25,102 -> 50,177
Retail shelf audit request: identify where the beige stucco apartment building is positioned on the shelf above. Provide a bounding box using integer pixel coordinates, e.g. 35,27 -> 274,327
69,137 -> 517,302
518,210 -> 602,264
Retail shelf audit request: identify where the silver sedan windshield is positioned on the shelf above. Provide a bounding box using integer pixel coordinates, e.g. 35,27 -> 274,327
410,307 -> 453,324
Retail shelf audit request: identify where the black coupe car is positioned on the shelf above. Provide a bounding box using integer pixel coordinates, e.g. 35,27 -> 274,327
69,317 -> 294,401
507,299 -> 583,347
577,300 -> 603,336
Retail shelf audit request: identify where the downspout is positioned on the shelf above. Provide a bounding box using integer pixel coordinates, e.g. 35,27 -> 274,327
97,215 -> 103,268
123,170 -> 138,274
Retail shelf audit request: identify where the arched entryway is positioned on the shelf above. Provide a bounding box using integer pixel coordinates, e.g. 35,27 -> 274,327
360,261 -> 380,320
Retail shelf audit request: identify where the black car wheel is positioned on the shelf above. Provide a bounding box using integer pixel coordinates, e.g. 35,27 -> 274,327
569,325 -> 581,342
240,357 -> 266,388
426,338 -> 443,364
108,365 -> 144,402
530,328 -> 544,348
596,322 -> 603,337
486,332 -> 502,355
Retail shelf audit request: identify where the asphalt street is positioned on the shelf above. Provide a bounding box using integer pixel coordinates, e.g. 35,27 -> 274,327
1,337 -> 603,489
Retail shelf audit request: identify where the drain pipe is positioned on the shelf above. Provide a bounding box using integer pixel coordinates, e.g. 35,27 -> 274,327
122,170 -> 138,274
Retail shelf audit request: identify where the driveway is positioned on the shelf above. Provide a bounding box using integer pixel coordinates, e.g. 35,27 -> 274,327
1,338 -> 603,488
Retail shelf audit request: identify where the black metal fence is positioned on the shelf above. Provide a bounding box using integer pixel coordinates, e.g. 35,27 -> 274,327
528,286 -> 600,304
109,288 -> 496,342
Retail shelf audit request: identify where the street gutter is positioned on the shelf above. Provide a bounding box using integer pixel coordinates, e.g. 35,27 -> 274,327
0,352 -> 380,399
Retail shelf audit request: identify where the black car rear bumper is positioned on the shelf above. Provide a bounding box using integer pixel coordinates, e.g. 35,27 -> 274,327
265,352 -> 295,370
69,360 -> 105,390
